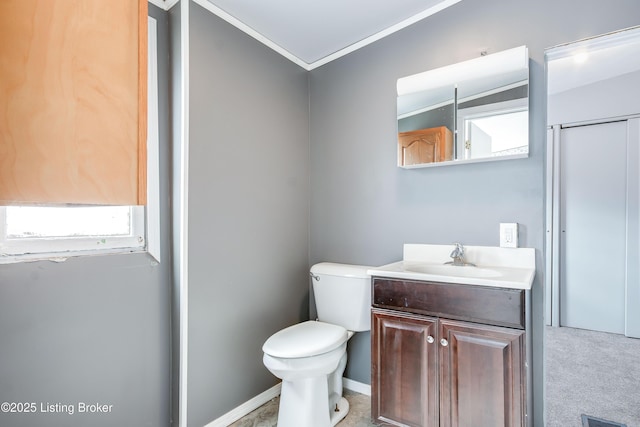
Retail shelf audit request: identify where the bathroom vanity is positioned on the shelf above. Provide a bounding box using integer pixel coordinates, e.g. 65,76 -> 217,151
368,244 -> 534,427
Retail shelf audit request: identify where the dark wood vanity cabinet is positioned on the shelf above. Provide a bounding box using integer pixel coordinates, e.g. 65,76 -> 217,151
372,309 -> 439,426
371,278 -> 527,427
438,319 -> 525,427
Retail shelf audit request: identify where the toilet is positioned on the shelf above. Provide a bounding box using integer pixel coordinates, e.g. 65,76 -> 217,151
262,262 -> 372,427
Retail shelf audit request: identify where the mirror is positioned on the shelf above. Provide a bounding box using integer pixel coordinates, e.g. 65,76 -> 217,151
397,46 -> 529,168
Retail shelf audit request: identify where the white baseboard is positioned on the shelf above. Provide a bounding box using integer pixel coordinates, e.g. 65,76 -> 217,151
343,378 -> 371,396
204,382 -> 281,427
204,377 -> 370,426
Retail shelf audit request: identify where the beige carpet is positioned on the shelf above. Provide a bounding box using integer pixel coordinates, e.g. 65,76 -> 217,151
545,326 -> 640,426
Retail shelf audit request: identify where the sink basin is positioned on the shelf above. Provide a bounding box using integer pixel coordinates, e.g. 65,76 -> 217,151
366,244 -> 536,290
404,263 -> 502,278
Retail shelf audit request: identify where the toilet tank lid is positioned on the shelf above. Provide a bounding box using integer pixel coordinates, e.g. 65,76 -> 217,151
310,262 -> 372,279
262,321 -> 348,358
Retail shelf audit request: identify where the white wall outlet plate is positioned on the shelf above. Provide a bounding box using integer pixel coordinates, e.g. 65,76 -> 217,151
500,223 -> 518,248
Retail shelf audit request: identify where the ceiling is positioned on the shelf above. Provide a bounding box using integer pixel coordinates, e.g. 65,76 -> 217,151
159,0 -> 461,70
547,28 -> 640,95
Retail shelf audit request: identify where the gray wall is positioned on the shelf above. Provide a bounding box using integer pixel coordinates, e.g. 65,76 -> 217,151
308,1 -> 640,426
183,2 -> 310,425
0,4 -> 172,427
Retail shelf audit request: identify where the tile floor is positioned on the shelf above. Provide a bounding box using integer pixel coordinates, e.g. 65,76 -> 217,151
228,389 -> 384,427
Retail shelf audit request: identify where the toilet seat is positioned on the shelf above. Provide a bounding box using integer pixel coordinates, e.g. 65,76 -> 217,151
262,321 -> 348,358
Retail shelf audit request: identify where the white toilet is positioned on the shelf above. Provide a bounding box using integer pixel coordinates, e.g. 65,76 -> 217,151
262,262 -> 372,427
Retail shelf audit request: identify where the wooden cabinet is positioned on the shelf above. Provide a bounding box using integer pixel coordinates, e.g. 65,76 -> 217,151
0,0 -> 147,206
372,310 -> 439,427
439,319 -> 525,427
371,278 -> 527,427
398,126 -> 453,166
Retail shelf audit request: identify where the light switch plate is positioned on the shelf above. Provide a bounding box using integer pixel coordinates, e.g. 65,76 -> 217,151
500,223 -> 518,248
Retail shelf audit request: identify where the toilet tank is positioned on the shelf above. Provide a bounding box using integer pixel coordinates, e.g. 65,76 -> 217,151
310,262 -> 372,332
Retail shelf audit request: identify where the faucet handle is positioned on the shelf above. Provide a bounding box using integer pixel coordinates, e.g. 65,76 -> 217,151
450,242 -> 464,258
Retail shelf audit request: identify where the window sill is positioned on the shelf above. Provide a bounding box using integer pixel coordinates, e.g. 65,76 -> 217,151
0,247 -> 159,265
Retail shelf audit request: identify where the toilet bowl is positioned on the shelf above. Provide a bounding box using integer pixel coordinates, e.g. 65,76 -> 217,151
262,263 -> 372,427
263,321 -> 352,427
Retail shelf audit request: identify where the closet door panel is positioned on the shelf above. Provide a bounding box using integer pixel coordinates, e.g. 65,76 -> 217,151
559,121 -> 627,334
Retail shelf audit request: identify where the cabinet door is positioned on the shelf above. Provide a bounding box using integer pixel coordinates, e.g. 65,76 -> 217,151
398,126 -> 453,166
398,130 -> 440,165
439,319 -> 525,427
372,309 -> 439,427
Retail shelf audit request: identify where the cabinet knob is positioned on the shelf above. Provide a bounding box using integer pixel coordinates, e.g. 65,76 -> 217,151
426,335 -> 435,344
440,338 -> 448,347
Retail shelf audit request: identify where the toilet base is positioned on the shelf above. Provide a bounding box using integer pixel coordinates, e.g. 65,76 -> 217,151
329,397 -> 349,426
276,378 -> 350,427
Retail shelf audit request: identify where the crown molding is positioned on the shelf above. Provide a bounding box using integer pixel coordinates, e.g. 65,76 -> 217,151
148,0 -> 168,11
192,0 -> 310,69
165,0 -> 180,10
147,0 -> 180,11
154,0 -> 462,70
307,0 -> 461,70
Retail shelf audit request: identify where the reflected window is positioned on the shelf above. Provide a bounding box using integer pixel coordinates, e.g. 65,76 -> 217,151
457,98 -> 528,160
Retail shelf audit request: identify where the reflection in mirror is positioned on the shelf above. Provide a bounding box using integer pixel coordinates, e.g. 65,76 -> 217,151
397,46 -> 529,168
457,87 -> 528,160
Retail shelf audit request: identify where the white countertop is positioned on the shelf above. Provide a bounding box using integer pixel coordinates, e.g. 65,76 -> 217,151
367,244 -> 536,290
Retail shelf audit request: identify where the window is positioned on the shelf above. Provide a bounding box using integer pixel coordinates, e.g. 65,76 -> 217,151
0,206 -> 145,257
0,16 -> 160,263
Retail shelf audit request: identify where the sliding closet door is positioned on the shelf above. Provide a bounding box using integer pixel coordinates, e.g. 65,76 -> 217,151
625,118 -> 640,338
559,121 -> 627,334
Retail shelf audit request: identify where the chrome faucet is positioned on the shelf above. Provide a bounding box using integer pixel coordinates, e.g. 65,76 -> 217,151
445,243 -> 475,266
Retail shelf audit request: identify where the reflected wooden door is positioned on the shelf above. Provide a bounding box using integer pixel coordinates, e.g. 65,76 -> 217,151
398,126 -> 453,166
